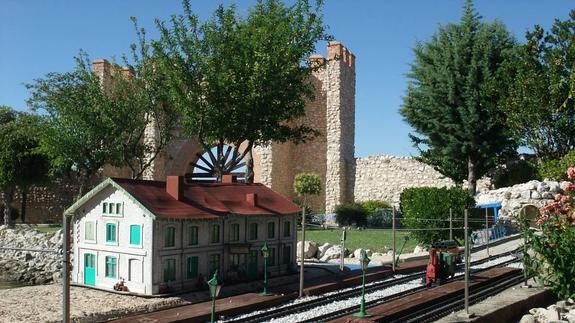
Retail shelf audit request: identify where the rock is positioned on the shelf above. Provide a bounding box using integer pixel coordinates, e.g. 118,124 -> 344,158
537,182 -> 550,193
518,314 -> 536,323
353,248 -> 366,259
320,245 -> 347,262
316,243 -> 332,259
531,191 -> 542,199
365,249 -> 372,257
521,190 -> 532,199
413,245 -> 427,254
542,192 -> 554,199
547,181 -> 561,193
296,241 -> 318,259
530,307 -> 561,322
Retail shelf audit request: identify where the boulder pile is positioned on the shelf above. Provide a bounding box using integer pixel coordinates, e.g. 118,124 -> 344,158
0,226 -> 63,284
475,180 -> 566,221
519,298 -> 575,323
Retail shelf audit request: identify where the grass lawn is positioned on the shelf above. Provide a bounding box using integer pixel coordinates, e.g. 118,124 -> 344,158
298,228 -> 419,253
35,226 -> 62,234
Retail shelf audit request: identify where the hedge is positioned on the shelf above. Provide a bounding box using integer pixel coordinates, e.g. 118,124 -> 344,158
399,186 -> 477,245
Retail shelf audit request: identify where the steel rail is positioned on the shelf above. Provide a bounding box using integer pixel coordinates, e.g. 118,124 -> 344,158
224,251 -> 520,323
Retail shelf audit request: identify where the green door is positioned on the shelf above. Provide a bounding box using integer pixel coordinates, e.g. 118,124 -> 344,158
84,253 -> 96,286
248,250 -> 258,280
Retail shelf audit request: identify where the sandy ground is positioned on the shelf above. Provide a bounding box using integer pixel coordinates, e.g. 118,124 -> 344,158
0,285 -> 186,323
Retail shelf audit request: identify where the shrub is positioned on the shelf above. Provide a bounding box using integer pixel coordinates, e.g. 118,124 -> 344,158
335,202 -> 368,227
399,187 -> 477,245
521,166 -> 575,299
358,200 -> 393,228
538,150 -> 575,181
493,160 -> 538,188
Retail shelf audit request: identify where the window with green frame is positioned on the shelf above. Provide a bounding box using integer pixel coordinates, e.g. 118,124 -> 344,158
248,223 -> 258,240
209,254 -> 220,276
129,225 -> 141,245
210,224 -> 220,243
229,223 -> 240,241
282,245 -> 291,265
188,226 -> 198,246
283,221 -> 291,237
164,226 -> 176,248
106,223 -> 117,243
269,247 -> 276,266
267,222 -> 275,239
186,256 -> 199,279
85,221 -> 95,241
163,259 -> 176,282
105,256 -> 117,278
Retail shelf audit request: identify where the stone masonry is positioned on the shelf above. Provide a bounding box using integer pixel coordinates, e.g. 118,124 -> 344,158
354,155 -> 455,206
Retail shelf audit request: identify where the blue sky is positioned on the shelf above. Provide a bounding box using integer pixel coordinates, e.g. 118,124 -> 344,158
1,1 -> 573,157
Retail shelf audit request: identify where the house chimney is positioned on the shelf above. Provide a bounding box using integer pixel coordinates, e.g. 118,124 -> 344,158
221,175 -> 237,183
246,193 -> 258,207
166,176 -> 184,201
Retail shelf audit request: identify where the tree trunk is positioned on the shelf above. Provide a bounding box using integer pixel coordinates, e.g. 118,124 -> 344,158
20,187 -> 27,224
2,187 -> 14,228
467,156 -> 477,196
245,148 -> 254,184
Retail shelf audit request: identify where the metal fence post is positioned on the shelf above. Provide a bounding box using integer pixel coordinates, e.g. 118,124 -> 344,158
62,213 -> 70,323
464,209 -> 474,318
485,208 -> 490,257
392,207 -> 396,272
449,208 -> 453,241
340,228 -> 346,271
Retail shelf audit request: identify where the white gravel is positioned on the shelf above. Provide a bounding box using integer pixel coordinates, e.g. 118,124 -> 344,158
227,255 -> 520,323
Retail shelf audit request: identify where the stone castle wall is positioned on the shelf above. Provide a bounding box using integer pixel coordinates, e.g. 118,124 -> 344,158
354,155 -> 455,206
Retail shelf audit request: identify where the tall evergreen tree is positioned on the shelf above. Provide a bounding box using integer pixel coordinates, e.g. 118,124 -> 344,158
400,0 -> 516,194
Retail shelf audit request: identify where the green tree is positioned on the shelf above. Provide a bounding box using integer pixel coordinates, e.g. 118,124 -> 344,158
27,52 -> 175,197
0,107 -> 49,227
499,10 -> 575,160
294,172 -> 321,298
400,0 -> 516,194
144,0 -> 329,182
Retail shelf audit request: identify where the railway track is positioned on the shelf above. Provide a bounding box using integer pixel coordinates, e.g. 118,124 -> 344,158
396,269 -> 525,322
224,251 -> 521,323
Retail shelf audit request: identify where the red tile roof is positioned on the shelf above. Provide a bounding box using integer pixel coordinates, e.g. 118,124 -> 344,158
112,178 -> 301,220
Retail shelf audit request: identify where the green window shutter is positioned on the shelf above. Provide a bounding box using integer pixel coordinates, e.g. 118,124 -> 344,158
105,256 -> 117,278
189,226 -> 198,245
85,222 -> 94,241
102,203 -> 107,214
249,223 -> 258,240
269,247 -> 276,266
163,259 -> 176,282
211,225 -> 220,243
116,203 -> 122,215
283,221 -> 291,237
268,222 -> 275,239
106,223 -> 117,243
187,256 -> 199,279
165,227 -> 175,247
130,225 -> 141,245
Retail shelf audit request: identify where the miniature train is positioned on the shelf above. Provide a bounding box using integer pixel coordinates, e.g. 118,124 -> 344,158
425,240 -> 462,287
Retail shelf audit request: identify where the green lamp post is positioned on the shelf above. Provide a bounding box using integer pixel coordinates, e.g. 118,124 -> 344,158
260,243 -> 273,296
354,250 -> 371,318
208,270 -> 222,323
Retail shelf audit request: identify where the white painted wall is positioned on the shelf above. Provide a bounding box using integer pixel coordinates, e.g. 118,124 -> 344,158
72,185 -> 154,294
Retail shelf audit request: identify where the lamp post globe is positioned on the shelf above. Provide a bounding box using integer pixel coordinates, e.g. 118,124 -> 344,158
354,250 -> 371,318
208,270 -> 221,323
260,243 -> 272,296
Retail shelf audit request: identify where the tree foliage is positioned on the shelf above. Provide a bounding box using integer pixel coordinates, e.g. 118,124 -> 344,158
400,0 -> 516,194
142,0 -> 330,181
27,51 -> 176,196
294,172 -> 322,197
500,10 -> 575,160
400,186 -> 477,245
0,106 -> 49,226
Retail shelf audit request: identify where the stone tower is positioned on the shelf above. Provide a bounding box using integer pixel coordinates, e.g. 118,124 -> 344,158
253,41 -> 356,213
